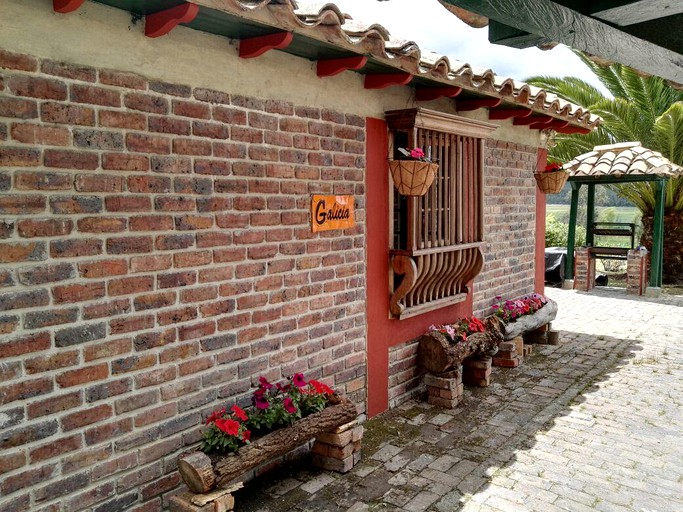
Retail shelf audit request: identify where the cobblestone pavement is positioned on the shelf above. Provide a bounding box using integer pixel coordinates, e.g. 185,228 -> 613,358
234,288 -> 683,511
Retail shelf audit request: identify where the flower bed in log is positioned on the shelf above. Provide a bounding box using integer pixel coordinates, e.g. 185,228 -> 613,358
177,374 -> 358,494
491,294 -> 558,340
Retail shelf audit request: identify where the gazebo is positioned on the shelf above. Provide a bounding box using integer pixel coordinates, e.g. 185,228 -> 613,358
561,142 -> 683,289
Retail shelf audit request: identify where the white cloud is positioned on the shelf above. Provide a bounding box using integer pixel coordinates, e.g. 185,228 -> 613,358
331,0 -> 607,93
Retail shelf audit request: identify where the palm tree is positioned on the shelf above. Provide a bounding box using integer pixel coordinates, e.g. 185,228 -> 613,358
527,55 -> 683,283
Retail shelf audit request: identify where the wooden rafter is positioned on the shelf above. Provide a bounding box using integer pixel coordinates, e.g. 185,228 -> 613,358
364,73 -> 412,90
53,0 -> 85,13
415,87 -> 462,101
457,98 -> 501,111
239,32 -> 293,59
488,108 -> 532,120
317,56 -> 367,78
145,3 -> 199,38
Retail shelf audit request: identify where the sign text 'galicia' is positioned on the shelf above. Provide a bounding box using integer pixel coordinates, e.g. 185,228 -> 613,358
311,195 -> 355,232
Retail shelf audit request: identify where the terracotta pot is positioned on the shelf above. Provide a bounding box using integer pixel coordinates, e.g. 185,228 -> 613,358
389,160 -> 439,196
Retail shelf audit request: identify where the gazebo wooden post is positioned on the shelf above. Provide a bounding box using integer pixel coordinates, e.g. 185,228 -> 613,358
565,182 -> 581,280
650,178 -> 666,288
585,183 -> 595,246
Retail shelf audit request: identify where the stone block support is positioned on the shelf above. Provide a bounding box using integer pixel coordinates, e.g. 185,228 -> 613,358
573,247 -> 595,292
462,356 -> 492,387
312,421 -> 363,473
425,366 -> 464,408
492,340 -> 520,368
627,248 -> 648,295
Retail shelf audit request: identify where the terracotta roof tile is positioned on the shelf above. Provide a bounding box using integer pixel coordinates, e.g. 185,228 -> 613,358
564,142 -> 683,177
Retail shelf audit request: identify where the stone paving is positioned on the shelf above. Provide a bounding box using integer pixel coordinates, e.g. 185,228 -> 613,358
233,287 -> 683,511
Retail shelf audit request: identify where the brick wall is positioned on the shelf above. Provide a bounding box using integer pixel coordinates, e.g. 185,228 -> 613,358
473,139 -> 538,315
387,339 -> 424,408
0,49 -> 367,512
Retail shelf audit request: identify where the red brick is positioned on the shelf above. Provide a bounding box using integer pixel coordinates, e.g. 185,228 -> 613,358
77,216 -> 127,233
110,314 -> 154,334
83,299 -> 131,320
196,231 -> 231,248
195,159 -> 231,176
84,418 -> 134,445
41,59 -> 94,81
126,133 -> 171,154
0,240 -> 44,264
106,235 -> 153,254
199,299 -> 234,317
0,331 -> 50,358
0,195 -> 44,214
232,161 -> 266,177
198,265 -> 234,283
17,262 -> 74,285
77,258 -> 128,279
108,276 -> 154,296
193,88 -> 230,104
128,214 -> 173,232
157,306 -> 197,326
157,270 -> 196,288
134,291 -> 176,311
133,329 -> 176,351
0,50 -> 37,71
99,69 -> 146,89
105,196 -> 152,212
41,102 -> 94,125
155,196 -> 195,212
180,285 -> 217,303
44,148 -> 98,170
173,99 -> 211,119
127,175 -> 171,194
24,349 -> 78,374
52,282 -> 105,304
192,120 -> 228,139
102,153 -> 149,171
213,141 -> 246,158
26,391 -> 81,419
173,176 -> 213,195
149,116 -> 190,135
56,363 -> 109,388
212,247 -> 246,263
172,138 -> 211,156
83,336 -> 132,361
0,146 -> 40,167
99,110 -> 146,130
124,92 -> 168,113
61,405 -> 112,431
135,403 -> 177,428
151,155 -> 191,174
178,355 -> 213,375
50,195 -> 102,214
11,123 -> 70,145
0,450 -> 26,475
0,316 -> 20,336
15,171 -> 71,191
2,464 -> 57,496
130,254 -> 172,273
134,366 -> 176,388
8,75 -> 67,100
0,289 -> 49,312
71,84 -> 121,107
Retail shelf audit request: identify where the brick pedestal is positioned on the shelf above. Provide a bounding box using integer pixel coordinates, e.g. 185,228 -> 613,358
170,486 -> 240,512
311,420 -> 363,473
524,324 -> 548,344
493,340 -> 520,368
425,366 -> 464,408
627,248 -> 648,295
462,356 -> 492,387
573,247 -> 595,292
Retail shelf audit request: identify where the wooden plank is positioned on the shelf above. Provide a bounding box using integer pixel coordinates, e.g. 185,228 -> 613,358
590,0 -> 683,26
439,0 -> 683,85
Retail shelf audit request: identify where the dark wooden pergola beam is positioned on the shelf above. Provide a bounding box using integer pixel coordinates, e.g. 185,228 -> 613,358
439,0 -> 683,85
590,1 -> 683,26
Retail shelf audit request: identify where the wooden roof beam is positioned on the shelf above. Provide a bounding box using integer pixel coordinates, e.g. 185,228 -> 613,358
488,108 -> 532,120
364,73 -> 413,90
514,114 -> 552,126
415,87 -> 462,101
239,32 -> 293,59
53,0 -> 85,13
457,98 -> 501,111
590,1 -> 683,26
556,126 -> 593,134
439,0 -> 683,85
145,3 -> 199,38
317,56 -> 367,78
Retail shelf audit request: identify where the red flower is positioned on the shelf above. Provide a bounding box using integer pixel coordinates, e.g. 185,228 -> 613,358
242,429 -> 251,442
230,404 -> 248,421
283,397 -> 297,414
258,376 -> 273,390
292,373 -> 307,388
215,419 -> 240,436
205,407 -> 226,425
310,380 -> 334,395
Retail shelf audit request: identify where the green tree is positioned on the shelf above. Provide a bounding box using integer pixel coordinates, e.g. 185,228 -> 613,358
527,55 -> 683,283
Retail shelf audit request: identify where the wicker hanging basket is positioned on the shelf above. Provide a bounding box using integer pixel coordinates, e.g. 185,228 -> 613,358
388,160 -> 439,196
534,171 -> 569,194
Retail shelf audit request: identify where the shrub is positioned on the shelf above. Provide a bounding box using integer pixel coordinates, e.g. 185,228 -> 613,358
545,214 -> 586,247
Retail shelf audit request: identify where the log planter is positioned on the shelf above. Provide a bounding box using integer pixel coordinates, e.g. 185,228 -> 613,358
177,395 -> 358,495
418,316 -> 504,374
501,298 -> 558,340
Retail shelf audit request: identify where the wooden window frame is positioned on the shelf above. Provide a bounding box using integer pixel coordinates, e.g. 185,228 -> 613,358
386,108 -> 497,319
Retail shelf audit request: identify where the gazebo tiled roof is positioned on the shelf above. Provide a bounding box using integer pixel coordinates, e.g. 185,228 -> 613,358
562,142 -> 683,178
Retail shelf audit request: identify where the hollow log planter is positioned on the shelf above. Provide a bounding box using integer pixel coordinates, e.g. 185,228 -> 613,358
177,396 -> 358,494
502,298 -> 558,340
418,316 -> 504,374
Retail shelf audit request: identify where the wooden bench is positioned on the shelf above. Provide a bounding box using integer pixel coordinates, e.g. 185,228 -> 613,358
588,222 -> 636,261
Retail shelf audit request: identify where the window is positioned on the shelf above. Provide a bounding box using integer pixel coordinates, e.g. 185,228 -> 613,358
386,108 -> 496,319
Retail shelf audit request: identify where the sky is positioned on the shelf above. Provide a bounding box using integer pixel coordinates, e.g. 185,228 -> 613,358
331,0 -> 607,93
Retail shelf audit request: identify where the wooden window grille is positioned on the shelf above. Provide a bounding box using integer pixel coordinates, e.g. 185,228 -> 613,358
386,108 -> 497,319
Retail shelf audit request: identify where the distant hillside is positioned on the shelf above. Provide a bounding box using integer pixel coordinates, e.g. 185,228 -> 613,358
547,184 -> 635,207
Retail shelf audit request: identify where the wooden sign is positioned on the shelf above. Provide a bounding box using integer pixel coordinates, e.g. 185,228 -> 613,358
311,195 -> 355,232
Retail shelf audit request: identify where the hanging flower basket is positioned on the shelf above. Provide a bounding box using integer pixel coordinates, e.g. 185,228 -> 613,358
389,160 -> 439,196
534,170 -> 569,194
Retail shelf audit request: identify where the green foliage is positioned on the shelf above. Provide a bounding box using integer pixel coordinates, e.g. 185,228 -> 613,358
545,214 -> 586,248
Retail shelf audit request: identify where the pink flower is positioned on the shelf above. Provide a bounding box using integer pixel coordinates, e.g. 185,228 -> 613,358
292,373 -> 307,388
410,148 -> 425,159
258,376 -> 273,390
253,394 -> 269,410
283,397 -> 297,414
230,404 -> 248,421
